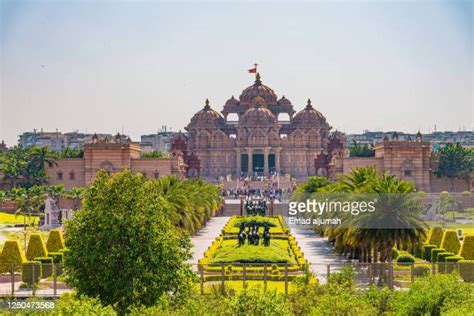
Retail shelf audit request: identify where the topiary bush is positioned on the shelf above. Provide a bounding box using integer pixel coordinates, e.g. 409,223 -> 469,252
22,261 -> 42,286
427,227 -> 443,247
445,255 -> 464,273
440,231 -> 461,255
34,257 -> 53,278
48,252 -> 64,275
397,254 -> 415,264
0,240 -> 26,273
458,260 -> 474,282
46,229 -> 65,252
459,235 -> 474,260
436,252 -> 454,273
422,244 -> 437,261
413,264 -> 430,277
392,249 -> 400,260
26,234 -> 48,261
431,248 -> 446,263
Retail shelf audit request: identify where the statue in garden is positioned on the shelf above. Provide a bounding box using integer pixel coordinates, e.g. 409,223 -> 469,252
262,224 -> 270,246
238,223 -> 247,246
247,226 -> 254,245
252,225 -> 260,245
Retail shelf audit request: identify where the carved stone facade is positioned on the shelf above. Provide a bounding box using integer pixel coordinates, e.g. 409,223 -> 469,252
177,73 -> 344,179
46,134 -> 187,189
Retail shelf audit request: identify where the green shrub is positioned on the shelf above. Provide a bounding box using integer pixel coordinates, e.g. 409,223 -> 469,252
422,244 -> 437,261
390,273 -> 473,315
459,235 -> 474,260
397,254 -> 415,263
392,249 -> 400,260
458,260 -> 474,282
440,231 -> 461,255
0,240 -> 26,272
437,252 -> 454,273
21,261 -> 42,286
431,248 -> 446,263
412,243 -> 423,258
48,252 -> 64,263
46,229 -> 65,252
413,264 -> 430,277
461,191 -> 471,197
34,257 -> 53,278
26,234 -> 48,261
445,255 -> 464,273
428,227 -> 443,247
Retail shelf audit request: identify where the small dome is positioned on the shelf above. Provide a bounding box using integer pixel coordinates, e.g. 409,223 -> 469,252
292,99 -> 327,128
240,96 -> 278,126
277,95 -> 292,107
224,95 -> 239,107
189,99 -> 225,128
239,73 -> 277,105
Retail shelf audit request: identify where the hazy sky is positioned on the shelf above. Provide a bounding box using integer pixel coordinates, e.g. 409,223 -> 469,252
1,1 -> 473,146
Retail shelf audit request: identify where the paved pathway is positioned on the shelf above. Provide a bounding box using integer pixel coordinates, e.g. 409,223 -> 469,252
190,216 -> 229,265
287,219 -> 349,284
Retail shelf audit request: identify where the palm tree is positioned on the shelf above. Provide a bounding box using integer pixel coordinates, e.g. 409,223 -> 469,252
66,187 -> 86,210
27,147 -> 58,186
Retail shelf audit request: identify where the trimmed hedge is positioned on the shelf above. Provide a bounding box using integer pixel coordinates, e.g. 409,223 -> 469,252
445,255 -> 464,273
431,248 -> 446,263
34,257 -> 53,278
440,231 -> 461,255
396,254 -> 415,263
46,230 -> 65,253
413,264 -> 430,277
422,244 -> 437,261
459,235 -> 474,260
436,252 -> 454,273
427,227 -> 443,247
22,261 -> 42,286
48,252 -> 64,275
458,260 -> 474,282
392,249 -> 400,260
0,240 -> 26,272
26,234 -> 48,261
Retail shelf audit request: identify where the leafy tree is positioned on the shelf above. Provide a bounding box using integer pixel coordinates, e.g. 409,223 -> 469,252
64,170 -> 196,313
348,140 -> 375,157
60,147 -> 84,158
436,143 -> 474,191
0,146 -> 58,188
65,187 -> 86,210
293,176 -> 329,194
140,151 -> 170,158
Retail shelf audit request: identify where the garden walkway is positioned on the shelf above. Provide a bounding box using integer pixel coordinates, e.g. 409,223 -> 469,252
190,216 -> 229,265
286,219 -> 350,284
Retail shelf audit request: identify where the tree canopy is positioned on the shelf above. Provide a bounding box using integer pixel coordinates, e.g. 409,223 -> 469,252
64,170 -> 222,312
436,143 -> 474,191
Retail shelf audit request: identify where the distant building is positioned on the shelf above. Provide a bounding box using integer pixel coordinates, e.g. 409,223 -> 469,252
140,128 -> 176,152
347,130 -> 474,151
18,130 -> 115,152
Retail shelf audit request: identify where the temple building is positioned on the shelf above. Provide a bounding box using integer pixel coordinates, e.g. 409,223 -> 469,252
175,73 -> 345,179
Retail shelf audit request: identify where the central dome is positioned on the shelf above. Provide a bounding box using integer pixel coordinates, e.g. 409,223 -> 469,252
239,73 -> 277,105
239,96 -> 278,126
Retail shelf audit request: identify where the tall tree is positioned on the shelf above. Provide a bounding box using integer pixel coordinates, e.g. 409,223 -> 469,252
65,170 -> 196,313
436,143 -> 474,191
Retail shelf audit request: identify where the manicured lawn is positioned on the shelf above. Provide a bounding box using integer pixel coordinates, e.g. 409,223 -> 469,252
207,239 -> 297,264
202,280 -> 297,294
0,212 -> 39,225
